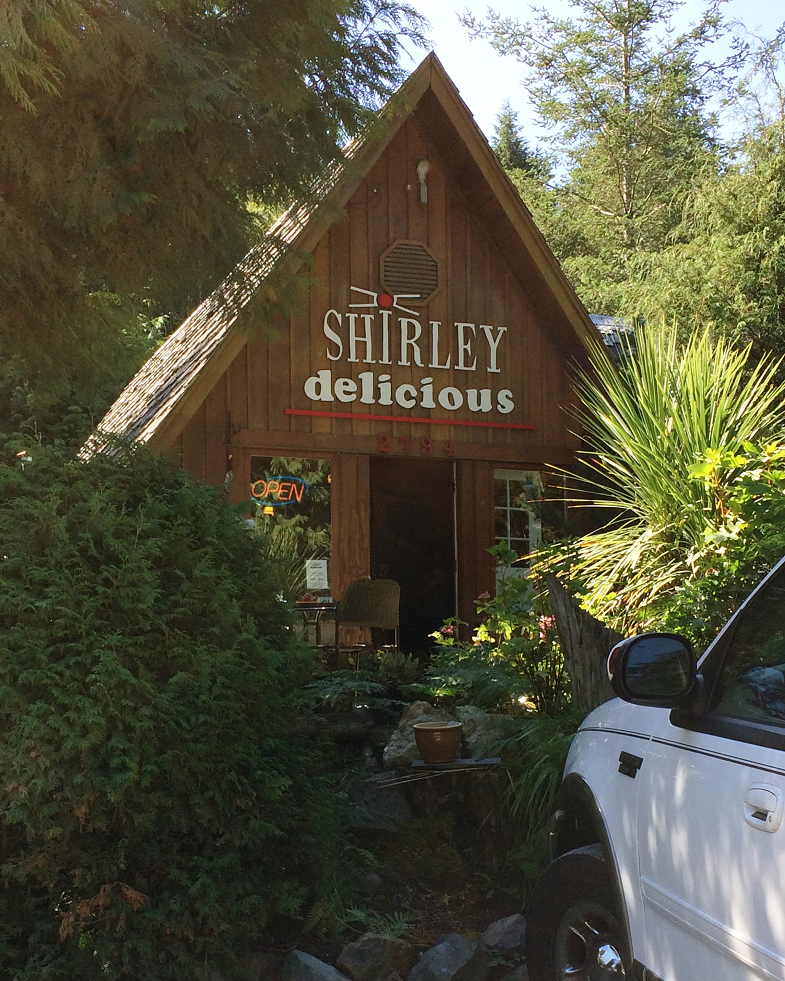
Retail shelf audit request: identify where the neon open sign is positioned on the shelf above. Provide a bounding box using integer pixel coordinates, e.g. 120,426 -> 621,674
250,476 -> 310,507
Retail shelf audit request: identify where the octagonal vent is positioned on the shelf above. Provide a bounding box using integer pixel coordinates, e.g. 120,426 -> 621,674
380,240 -> 439,304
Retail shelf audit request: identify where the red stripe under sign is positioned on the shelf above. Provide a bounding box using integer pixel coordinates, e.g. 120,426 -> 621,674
285,408 -> 535,431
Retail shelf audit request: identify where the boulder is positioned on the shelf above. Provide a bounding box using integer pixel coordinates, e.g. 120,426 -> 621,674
499,968 -> 528,981
452,941 -> 490,981
337,934 -> 418,981
348,773 -> 413,832
481,915 -> 526,953
453,706 -> 487,736
454,707 -> 510,759
280,951 -> 349,981
408,933 -> 488,981
383,701 -> 456,771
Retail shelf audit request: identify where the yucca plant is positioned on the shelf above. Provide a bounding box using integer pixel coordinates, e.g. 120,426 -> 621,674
567,324 -> 785,629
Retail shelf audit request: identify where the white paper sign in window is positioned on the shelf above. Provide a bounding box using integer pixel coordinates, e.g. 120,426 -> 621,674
305,559 -> 329,591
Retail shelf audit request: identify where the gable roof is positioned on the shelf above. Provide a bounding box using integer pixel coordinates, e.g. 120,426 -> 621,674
91,52 -> 604,453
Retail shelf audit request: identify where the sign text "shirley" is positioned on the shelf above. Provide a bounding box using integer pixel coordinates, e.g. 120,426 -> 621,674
321,311 -> 507,371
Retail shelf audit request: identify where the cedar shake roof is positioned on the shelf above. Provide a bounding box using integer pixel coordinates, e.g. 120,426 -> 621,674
89,53 -> 604,454
85,159 -> 354,454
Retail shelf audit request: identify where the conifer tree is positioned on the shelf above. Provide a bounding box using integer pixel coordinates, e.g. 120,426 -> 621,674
0,0 -> 427,407
612,32 -> 785,361
0,437 -> 341,977
463,0 -> 731,308
617,124 -> 785,361
493,101 -> 531,171
492,100 -> 552,180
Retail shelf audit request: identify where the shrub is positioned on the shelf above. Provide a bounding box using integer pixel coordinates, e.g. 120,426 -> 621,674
656,442 -> 785,649
428,544 -> 569,716
306,650 -> 427,715
0,438 -> 336,979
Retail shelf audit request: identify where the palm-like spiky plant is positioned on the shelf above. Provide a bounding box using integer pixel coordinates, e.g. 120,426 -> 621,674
569,325 -> 785,629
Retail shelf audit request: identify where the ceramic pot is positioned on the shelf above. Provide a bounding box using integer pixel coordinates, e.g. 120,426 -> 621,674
413,721 -> 463,764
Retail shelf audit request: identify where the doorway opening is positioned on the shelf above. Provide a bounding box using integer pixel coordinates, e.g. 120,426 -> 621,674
370,456 -> 456,654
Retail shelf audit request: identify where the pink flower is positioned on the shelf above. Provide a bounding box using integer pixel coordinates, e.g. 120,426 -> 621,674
539,614 -> 556,641
440,625 -> 455,636
477,591 -> 491,600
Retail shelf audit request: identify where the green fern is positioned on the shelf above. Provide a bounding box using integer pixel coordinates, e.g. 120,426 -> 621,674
303,896 -> 343,938
306,671 -> 389,711
344,906 -> 413,939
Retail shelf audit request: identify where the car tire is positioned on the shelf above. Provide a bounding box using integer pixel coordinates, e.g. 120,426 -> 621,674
524,843 -> 631,980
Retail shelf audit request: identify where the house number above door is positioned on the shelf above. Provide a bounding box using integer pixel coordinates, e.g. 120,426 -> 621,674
376,435 -> 454,456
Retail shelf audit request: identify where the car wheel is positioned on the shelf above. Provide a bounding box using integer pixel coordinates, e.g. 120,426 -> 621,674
524,844 -> 630,981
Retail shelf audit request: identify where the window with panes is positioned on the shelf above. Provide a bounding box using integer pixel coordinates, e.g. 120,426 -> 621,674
494,469 -> 542,561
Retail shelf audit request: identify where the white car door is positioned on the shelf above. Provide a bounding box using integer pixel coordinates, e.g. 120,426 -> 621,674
635,571 -> 785,981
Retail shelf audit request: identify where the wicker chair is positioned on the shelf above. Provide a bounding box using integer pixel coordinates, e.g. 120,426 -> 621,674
336,578 -> 400,654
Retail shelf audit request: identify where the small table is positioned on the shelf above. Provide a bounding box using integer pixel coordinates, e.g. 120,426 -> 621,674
411,757 -> 501,771
293,600 -> 340,653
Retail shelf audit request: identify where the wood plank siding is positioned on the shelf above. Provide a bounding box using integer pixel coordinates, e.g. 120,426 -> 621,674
180,120 -> 578,468
176,116 -> 582,621
97,54 -> 606,639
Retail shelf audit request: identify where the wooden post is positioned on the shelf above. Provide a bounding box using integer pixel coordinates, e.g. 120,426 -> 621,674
546,575 -> 622,715
456,459 -> 495,635
329,453 -> 371,600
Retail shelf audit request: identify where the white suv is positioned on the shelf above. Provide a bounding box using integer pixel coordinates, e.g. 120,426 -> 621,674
524,558 -> 785,981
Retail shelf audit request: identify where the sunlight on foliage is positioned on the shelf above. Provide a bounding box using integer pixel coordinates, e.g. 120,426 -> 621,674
564,324 -> 785,629
429,543 -> 569,715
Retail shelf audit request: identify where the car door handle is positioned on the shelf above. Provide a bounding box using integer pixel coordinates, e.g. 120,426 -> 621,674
743,784 -> 784,832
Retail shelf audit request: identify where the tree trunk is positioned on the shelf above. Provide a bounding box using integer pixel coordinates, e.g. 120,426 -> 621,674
546,575 -> 623,715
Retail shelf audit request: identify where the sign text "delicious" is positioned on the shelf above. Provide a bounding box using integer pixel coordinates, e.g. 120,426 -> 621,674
302,291 -> 515,416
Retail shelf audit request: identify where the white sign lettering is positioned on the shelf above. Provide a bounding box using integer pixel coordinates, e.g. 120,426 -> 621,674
303,368 -> 514,415
303,287 -> 516,416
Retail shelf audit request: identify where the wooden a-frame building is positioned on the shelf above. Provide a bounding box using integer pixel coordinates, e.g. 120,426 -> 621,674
95,53 -> 605,651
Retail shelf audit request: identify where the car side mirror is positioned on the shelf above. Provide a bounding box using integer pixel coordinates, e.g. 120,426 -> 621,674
608,632 -> 698,708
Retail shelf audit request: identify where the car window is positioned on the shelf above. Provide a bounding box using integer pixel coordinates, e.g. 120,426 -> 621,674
712,574 -> 785,725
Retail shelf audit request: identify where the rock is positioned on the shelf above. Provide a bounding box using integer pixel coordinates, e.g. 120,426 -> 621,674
453,706 -> 487,737
383,701 -> 456,771
454,707 -> 510,759
348,773 -> 413,831
408,934 -> 473,981
452,942 -> 490,981
408,933 -> 488,981
279,951 -> 349,981
499,967 -> 528,981
337,934 -> 418,981
481,915 -> 526,953
357,870 -> 384,897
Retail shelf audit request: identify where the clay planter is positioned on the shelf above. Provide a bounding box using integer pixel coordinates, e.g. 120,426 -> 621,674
413,721 -> 463,764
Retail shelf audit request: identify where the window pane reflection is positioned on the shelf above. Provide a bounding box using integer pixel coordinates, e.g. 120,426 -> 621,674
249,456 -> 332,601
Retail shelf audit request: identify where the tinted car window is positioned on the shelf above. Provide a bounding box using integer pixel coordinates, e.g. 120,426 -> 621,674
713,575 -> 785,725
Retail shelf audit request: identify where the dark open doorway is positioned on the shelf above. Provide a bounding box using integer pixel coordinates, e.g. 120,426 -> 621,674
370,457 -> 456,654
